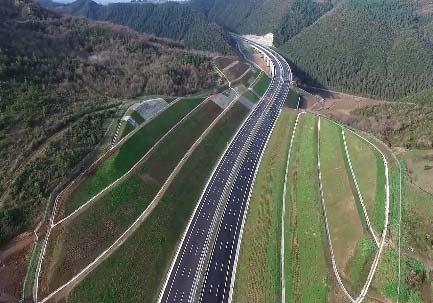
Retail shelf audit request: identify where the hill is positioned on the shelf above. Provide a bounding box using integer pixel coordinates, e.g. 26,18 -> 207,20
39,0 -> 233,54
0,0 -> 218,245
280,0 -> 433,100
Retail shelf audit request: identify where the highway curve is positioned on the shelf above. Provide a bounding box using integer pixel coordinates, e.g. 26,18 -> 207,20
158,38 -> 293,303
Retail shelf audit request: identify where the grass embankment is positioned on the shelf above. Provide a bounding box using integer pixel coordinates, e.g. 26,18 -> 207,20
66,102 -> 250,303
130,110 -> 145,124
404,181 -> 433,261
242,90 -> 260,103
44,101 -> 222,292
63,97 -> 204,216
373,162 -> 429,303
319,120 -> 367,292
119,121 -> 134,138
253,73 -> 271,96
401,149 -> 433,194
344,131 -> 378,231
287,114 -> 329,302
233,109 -> 295,303
286,90 -> 300,109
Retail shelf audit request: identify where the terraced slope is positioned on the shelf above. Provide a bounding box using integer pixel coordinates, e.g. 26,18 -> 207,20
66,102 -> 250,303
62,97 -> 204,217
39,99 -> 222,297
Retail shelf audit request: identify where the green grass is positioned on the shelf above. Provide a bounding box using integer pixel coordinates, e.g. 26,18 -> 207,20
290,114 -> 329,302
253,73 -> 271,96
374,153 -> 386,233
373,159 -> 428,303
373,246 -> 425,303
130,110 -> 145,124
347,236 -> 375,291
233,109 -> 295,303
319,119 -> 364,278
67,102 -> 249,303
345,131 -> 378,232
404,179 -> 433,261
44,101 -> 222,291
120,121 -> 134,138
373,247 -> 402,300
242,89 -> 260,103
63,97 -> 204,216
286,90 -> 300,109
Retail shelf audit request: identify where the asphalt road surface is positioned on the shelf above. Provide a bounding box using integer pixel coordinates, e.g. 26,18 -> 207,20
159,38 -> 293,303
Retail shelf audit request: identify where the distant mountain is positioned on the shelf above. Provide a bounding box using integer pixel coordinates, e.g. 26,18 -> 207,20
38,0 -> 233,54
0,0 -> 218,245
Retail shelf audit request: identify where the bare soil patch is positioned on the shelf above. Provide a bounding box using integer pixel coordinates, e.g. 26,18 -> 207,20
224,61 -> 250,82
214,56 -> 237,70
306,87 -> 385,118
0,232 -> 33,302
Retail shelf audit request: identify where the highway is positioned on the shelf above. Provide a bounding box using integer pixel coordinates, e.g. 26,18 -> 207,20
158,37 -> 292,303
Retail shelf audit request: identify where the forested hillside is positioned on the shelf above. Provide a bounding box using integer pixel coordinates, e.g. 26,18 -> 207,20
273,0 -> 332,46
40,0 -> 232,54
280,0 -> 433,99
0,0 -> 217,245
